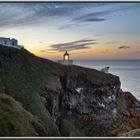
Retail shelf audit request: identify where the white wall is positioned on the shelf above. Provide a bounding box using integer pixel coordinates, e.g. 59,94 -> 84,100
0,38 -> 21,49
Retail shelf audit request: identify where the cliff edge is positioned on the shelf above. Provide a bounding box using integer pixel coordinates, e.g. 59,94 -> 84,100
0,45 -> 140,136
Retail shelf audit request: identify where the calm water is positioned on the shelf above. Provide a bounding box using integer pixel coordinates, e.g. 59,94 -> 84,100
74,60 -> 140,99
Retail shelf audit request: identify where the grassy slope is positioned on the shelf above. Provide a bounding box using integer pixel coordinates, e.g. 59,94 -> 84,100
0,47 -> 61,136
0,93 -> 47,136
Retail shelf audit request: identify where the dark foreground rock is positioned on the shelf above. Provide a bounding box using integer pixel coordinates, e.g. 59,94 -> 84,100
0,45 -> 140,136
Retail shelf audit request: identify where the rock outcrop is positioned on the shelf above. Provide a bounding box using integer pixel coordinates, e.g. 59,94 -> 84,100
0,45 -> 140,136
40,66 -> 140,136
119,128 -> 140,137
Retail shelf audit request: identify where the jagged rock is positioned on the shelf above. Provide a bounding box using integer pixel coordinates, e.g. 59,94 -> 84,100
40,66 -> 140,136
119,128 -> 140,137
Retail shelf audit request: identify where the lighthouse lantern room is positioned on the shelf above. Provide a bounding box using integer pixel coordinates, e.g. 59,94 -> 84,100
64,51 -> 69,60
58,51 -> 73,65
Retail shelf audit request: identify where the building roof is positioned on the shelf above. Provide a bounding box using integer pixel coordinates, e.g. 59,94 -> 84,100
11,38 -> 17,41
0,37 -> 17,41
0,37 -> 10,40
64,51 -> 69,56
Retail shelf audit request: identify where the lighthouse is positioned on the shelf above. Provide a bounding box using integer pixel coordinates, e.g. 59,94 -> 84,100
58,51 -> 73,65
64,51 -> 69,60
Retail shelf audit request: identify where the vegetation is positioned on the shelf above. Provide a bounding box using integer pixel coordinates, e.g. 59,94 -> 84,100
0,93 -> 47,136
0,46 -> 61,136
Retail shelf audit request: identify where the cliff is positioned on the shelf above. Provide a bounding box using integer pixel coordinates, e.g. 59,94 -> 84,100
0,45 -> 140,136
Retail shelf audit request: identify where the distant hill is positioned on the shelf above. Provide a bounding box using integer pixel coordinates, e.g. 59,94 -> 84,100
0,45 -> 140,137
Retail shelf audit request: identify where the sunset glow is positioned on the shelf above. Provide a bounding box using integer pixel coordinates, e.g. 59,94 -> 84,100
0,2 -> 140,60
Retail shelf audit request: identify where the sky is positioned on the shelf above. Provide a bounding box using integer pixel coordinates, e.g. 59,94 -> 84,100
0,2 -> 140,60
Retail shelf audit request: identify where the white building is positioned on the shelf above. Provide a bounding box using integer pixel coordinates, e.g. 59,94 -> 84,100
101,67 -> 110,73
0,37 -> 22,49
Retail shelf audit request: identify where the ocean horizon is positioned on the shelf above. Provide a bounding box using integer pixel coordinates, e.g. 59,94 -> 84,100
69,59 -> 140,100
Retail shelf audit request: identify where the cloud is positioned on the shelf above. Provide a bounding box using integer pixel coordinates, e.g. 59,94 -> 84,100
40,48 -> 57,53
80,18 -> 106,22
41,39 -> 96,52
0,3 -> 139,30
118,45 -> 131,49
72,11 -> 108,23
104,41 -> 117,44
0,3 -> 106,29
58,3 -> 140,29
71,4 -> 133,23
0,4 -> 41,29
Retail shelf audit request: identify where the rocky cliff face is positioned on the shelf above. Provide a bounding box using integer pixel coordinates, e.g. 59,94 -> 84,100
0,45 -> 140,136
40,66 -> 140,136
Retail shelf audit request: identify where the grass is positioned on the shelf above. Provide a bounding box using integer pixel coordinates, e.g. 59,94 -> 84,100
0,47 -> 61,136
0,93 -> 47,136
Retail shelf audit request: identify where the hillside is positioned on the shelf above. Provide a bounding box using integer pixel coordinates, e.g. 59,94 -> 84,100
0,93 -> 47,136
0,45 -> 140,136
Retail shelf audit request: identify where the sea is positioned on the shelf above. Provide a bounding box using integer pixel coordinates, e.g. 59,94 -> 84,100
73,60 -> 140,100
